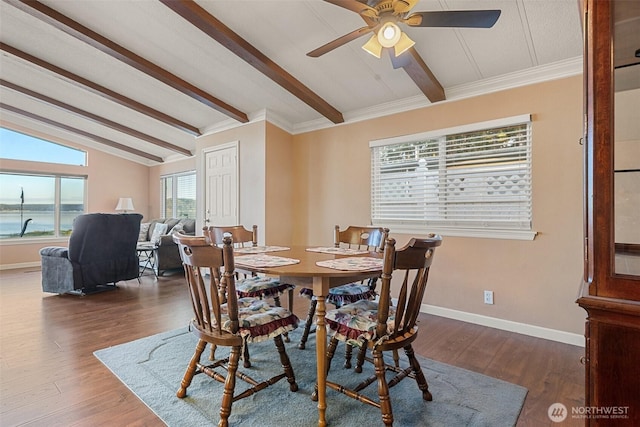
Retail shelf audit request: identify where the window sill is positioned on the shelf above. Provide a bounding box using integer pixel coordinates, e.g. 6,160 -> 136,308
0,237 -> 69,246
373,224 -> 537,241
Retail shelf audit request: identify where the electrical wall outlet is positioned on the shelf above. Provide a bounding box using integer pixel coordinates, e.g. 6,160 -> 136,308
483,290 -> 494,305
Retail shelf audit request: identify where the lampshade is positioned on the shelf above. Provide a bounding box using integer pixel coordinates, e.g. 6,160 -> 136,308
115,197 -> 134,213
362,34 -> 383,58
393,31 -> 415,57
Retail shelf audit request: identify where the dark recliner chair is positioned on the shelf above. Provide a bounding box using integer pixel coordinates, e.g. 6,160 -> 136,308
40,213 -> 142,295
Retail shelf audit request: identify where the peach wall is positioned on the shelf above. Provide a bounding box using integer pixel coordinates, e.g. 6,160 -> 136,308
0,124 -> 150,268
291,76 -> 586,335
265,122 -> 294,246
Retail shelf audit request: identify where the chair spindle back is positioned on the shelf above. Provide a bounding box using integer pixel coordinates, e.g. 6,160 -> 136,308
173,233 -> 239,336
376,235 -> 442,339
204,225 -> 257,248
334,225 -> 389,252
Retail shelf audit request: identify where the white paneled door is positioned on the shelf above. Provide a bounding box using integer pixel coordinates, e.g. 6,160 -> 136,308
204,144 -> 238,227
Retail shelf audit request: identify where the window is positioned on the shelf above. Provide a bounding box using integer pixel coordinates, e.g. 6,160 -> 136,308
0,128 -> 86,166
161,172 -> 196,219
0,173 -> 86,240
370,114 -> 535,240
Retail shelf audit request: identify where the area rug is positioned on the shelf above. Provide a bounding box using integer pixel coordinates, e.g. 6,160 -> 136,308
95,328 -> 527,426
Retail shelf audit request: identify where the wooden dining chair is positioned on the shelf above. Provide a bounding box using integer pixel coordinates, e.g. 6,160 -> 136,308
203,225 -> 294,366
173,233 -> 298,427
298,225 -> 388,368
314,235 -> 442,427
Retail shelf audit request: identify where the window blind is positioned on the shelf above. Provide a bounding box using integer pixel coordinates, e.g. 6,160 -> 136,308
370,116 -> 532,232
176,173 -> 196,218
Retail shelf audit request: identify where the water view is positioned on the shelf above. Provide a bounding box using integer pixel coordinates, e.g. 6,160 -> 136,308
0,211 -> 82,239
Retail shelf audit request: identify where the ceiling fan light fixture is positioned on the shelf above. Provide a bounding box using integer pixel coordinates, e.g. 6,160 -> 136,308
377,22 -> 401,48
394,32 -> 415,56
362,34 -> 383,58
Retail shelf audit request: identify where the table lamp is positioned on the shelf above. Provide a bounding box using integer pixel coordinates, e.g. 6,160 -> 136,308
115,197 -> 134,213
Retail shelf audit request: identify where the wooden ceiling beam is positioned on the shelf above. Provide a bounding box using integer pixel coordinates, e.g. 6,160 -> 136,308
6,0 -> 249,123
160,0 -> 345,124
0,43 -> 201,136
0,79 -> 192,157
1,103 -> 164,163
389,47 -> 446,103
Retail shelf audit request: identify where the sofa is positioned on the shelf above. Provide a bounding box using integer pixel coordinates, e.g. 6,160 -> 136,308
40,213 -> 142,295
138,218 -> 196,275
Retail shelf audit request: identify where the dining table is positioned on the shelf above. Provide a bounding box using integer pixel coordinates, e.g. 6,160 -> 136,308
232,245 -> 383,427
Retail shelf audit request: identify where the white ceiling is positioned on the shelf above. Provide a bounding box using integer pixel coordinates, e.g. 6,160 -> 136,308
0,0 -> 584,165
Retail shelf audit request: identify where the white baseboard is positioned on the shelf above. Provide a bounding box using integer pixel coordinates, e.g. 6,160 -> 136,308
0,261 -> 41,271
420,304 -> 585,347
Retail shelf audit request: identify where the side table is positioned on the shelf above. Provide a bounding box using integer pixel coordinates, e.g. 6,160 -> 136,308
136,242 -> 158,280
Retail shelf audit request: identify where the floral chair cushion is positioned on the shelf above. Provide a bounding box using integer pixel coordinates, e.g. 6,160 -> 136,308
217,297 -> 298,343
325,299 -> 397,347
299,282 -> 376,307
235,276 -> 295,298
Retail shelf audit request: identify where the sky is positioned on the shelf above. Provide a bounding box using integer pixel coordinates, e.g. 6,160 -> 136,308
0,128 -> 86,205
0,128 -> 86,165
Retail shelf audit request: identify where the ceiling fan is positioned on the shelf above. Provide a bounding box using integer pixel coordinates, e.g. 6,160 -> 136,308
308,0 -> 501,59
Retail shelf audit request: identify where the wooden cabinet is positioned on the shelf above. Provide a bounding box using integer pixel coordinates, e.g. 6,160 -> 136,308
576,0 -> 640,425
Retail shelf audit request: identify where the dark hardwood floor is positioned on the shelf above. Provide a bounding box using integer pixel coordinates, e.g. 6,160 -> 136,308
0,267 -> 584,426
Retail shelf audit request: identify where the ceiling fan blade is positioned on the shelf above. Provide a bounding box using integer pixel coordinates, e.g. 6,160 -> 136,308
388,47 -> 445,102
405,10 -> 501,28
307,26 -> 373,57
323,0 -> 378,17
392,0 -> 419,15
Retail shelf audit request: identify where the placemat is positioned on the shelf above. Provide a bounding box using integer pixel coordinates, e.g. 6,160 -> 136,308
234,254 -> 300,268
316,257 -> 383,271
306,246 -> 370,255
234,246 -> 290,254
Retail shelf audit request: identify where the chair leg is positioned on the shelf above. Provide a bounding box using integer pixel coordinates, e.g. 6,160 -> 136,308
373,350 -> 394,427
392,349 -> 400,367
218,346 -> 241,427
312,337 -> 339,401
405,344 -> 432,401
177,339 -> 207,398
298,299 -> 317,349
355,340 -> 368,373
273,334 -> 298,392
344,344 -> 353,368
242,339 -> 251,368
287,288 -> 294,313
209,344 -> 217,361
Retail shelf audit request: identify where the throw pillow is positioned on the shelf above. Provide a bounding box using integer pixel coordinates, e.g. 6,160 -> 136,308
169,222 -> 184,235
149,223 -> 168,245
138,222 -> 151,242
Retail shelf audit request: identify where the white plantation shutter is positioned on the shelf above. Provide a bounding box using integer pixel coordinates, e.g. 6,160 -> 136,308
370,115 -> 533,238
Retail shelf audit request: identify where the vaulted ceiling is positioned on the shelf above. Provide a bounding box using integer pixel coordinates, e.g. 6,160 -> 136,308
0,0 -> 584,165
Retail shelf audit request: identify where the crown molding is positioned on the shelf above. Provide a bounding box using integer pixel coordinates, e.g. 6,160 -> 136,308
199,108 -> 296,137
446,56 -> 583,101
